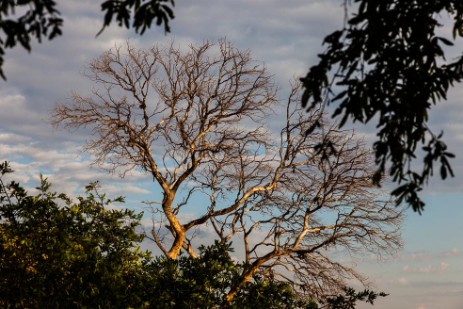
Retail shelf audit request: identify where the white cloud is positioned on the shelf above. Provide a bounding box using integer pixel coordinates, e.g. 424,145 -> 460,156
398,277 -> 410,285
401,251 -> 433,261
403,262 -> 450,274
440,248 -> 461,258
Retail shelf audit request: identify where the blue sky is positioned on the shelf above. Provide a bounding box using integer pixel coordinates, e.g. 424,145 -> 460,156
1,1 -> 463,308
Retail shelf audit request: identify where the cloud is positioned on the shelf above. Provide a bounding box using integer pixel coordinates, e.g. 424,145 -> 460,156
403,262 -> 450,274
376,247 -> 463,265
0,132 -> 30,144
398,277 -> 410,285
400,251 -> 433,262
440,248 -> 461,258
374,276 -> 410,286
0,137 -> 154,199
370,250 -> 433,263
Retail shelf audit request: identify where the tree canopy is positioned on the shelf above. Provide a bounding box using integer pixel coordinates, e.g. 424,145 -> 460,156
0,162 -> 151,307
301,1 -> 463,212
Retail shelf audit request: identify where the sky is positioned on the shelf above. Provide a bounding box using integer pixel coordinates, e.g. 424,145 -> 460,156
1,1 -> 463,308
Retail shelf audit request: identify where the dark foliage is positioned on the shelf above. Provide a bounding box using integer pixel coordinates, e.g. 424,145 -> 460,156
98,0 -> 174,36
301,1 -> 463,212
322,288 -> 388,309
0,0 -> 174,79
146,241 -> 307,308
0,162 -> 151,308
0,0 -> 62,79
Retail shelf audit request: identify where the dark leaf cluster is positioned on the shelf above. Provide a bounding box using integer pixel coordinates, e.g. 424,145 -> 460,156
98,0 -> 175,36
301,1 -> 463,212
0,0 -> 63,79
0,0 -> 174,80
322,288 -> 387,309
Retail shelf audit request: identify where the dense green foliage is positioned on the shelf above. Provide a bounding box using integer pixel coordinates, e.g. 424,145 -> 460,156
146,241 -> 307,309
301,1 -> 463,212
0,0 -> 174,79
0,162 -> 386,308
0,162 -> 150,308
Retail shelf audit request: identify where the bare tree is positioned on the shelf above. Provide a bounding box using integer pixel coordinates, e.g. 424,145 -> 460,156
52,40 -> 402,302
221,101 -> 402,301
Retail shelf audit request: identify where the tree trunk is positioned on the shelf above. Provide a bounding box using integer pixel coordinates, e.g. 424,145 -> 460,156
225,252 -> 276,303
163,191 -> 186,259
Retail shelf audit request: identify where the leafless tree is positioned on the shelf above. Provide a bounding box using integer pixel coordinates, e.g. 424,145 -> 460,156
52,39 -> 402,302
